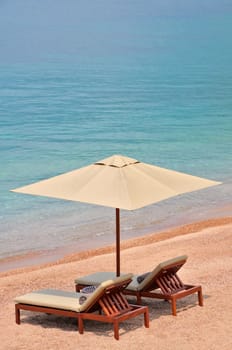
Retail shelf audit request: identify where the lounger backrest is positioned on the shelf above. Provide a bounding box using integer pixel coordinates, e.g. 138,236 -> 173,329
136,255 -> 188,291
79,273 -> 133,312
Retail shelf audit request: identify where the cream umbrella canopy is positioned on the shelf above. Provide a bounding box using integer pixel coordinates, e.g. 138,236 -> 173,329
12,154 -> 221,275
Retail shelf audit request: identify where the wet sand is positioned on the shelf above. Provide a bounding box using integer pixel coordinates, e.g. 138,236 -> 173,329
0,216 -> 231,349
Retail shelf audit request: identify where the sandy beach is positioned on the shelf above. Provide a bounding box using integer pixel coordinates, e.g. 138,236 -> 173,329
0,217 -> 232,350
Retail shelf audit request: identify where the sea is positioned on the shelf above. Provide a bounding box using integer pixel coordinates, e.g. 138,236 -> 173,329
0,11 -> 232,271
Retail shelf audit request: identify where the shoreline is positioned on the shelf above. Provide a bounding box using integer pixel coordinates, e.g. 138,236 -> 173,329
1,197 -> 231,274
1,215 -> 231,278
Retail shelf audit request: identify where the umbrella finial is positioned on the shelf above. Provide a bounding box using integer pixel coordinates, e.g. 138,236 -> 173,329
95,154 -> 139,168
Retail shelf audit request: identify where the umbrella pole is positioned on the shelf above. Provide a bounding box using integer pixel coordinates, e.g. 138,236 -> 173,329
116,208 -> 120,276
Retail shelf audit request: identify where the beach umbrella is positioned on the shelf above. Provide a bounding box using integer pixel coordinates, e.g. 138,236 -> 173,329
12,154 -> 221,275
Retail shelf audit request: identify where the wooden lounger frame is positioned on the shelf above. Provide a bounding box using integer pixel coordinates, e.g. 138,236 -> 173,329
15,278 -> 149,340
123,259 -> 203,316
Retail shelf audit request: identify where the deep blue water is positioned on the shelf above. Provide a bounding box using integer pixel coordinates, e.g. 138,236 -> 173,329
0,14 -> 232,268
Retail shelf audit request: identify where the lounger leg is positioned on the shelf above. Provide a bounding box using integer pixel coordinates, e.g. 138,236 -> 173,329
15,305 -> 20,324
136,293 -> 142,305
171,298 -> 177,316
144,308 -> 149,328
198,288 -> 204,307
113,321 -> 119,340
78,316 -> 84,334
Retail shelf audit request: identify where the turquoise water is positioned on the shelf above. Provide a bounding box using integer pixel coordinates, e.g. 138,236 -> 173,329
0,13 -> 232,268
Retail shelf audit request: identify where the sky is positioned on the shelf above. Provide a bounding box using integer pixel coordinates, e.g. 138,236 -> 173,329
0,0 -> 232,63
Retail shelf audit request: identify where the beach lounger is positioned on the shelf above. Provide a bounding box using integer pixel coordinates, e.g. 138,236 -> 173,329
75,255 -> 203,316
14,274 -> 149,340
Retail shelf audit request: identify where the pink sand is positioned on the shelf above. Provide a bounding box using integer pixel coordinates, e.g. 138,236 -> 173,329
0,217 -> 231,349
